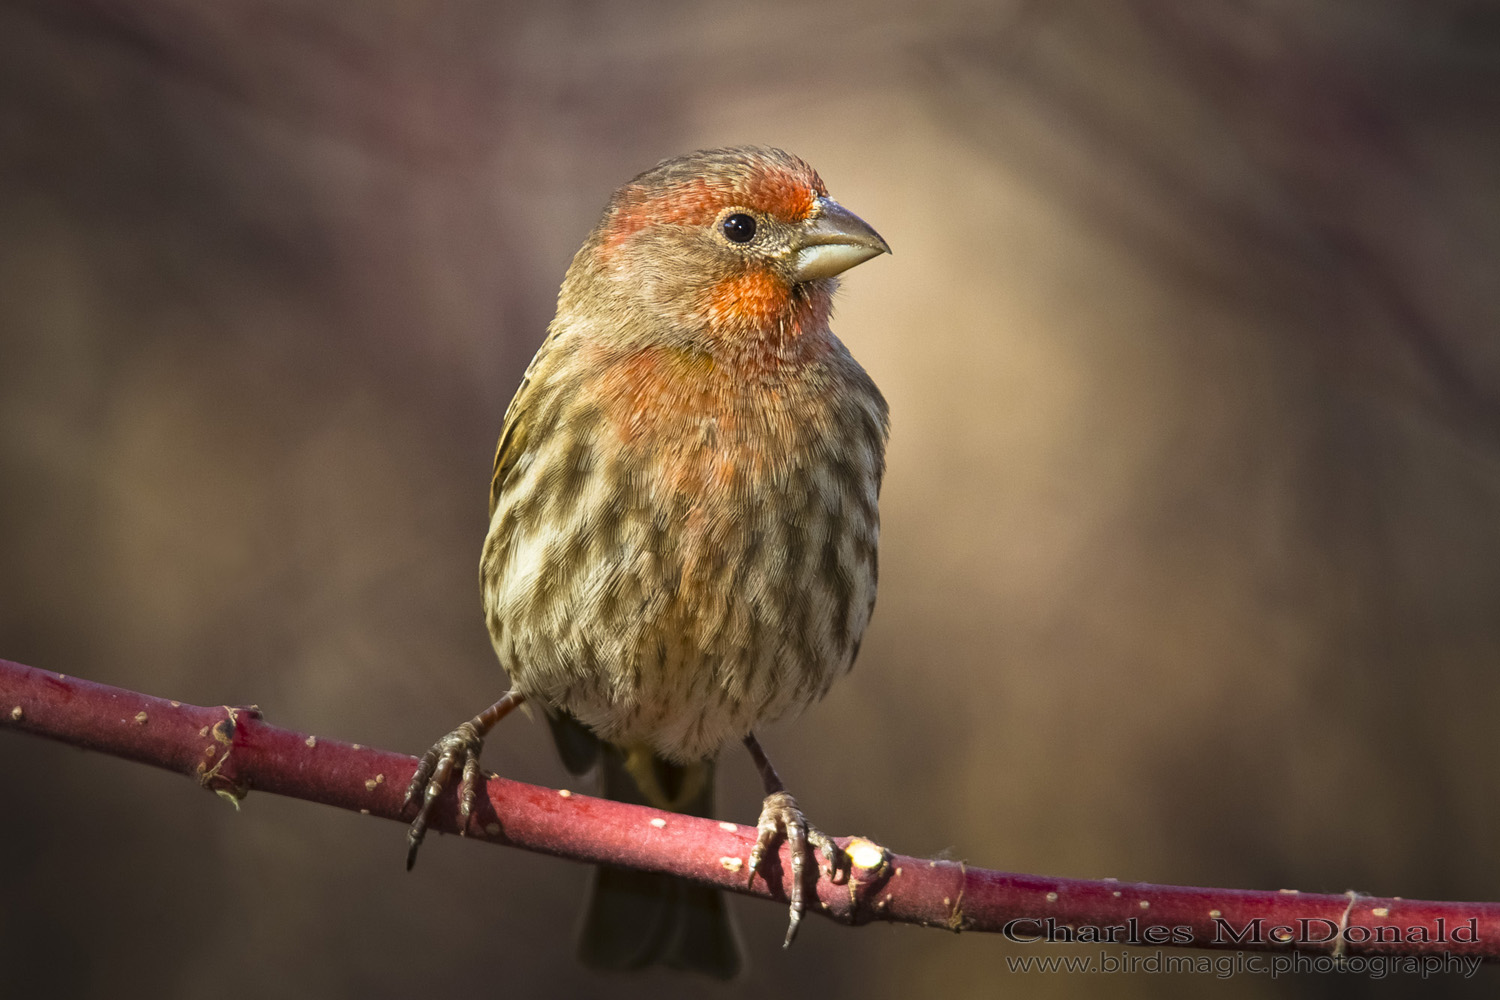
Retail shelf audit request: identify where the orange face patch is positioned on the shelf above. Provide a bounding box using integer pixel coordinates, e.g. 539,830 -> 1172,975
743,164 -> 824,222
607,178 -> 721,243
699,275 -> 836,376
605,159 -> 826,246
706,270 -> 790,330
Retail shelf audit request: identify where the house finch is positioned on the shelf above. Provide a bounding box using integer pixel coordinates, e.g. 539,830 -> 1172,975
404,146 -> 890,978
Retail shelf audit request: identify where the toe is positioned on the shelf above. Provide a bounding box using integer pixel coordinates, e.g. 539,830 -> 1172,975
403,724 -> 487,868
748,790 -> 832,948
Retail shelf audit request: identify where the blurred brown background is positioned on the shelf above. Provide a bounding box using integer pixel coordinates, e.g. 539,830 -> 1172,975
4,1 -> 1500,997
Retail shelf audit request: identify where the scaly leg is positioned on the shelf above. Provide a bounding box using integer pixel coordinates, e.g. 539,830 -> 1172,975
743,732 -> 846,947
403,690 -> 525,869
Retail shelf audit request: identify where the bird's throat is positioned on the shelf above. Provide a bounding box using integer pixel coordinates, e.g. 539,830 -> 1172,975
700,275 -> 834,376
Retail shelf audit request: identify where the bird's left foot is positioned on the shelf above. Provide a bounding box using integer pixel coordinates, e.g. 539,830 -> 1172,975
747,791 -> 847,946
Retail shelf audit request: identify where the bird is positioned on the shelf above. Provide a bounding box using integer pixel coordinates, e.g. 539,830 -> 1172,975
403,145 -> 890,978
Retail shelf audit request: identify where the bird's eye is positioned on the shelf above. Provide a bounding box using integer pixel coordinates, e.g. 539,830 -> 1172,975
720,213 -> 757,244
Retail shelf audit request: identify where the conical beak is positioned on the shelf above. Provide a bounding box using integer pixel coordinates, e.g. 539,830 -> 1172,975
789,197 -> 891,282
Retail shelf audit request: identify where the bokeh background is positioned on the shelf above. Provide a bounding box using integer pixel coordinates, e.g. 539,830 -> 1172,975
4,1 -> 1500,997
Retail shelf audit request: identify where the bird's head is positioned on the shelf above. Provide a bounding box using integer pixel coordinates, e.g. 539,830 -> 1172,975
568,147 -> 889,351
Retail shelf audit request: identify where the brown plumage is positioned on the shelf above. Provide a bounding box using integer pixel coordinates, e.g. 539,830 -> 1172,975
405,146 -> 891,978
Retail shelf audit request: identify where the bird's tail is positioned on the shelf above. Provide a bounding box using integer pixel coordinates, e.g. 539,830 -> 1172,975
547,712 -> 743,979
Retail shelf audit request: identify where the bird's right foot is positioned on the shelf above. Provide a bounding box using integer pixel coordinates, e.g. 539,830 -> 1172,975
403,721 -> 487,870
402,690 -> 526,870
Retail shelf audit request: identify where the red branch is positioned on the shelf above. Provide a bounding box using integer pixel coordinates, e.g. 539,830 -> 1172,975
3,655 -> 1498,962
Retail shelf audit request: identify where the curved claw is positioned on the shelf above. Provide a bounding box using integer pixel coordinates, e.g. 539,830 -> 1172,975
746,791 -> 844,947
402,721 -> 486,870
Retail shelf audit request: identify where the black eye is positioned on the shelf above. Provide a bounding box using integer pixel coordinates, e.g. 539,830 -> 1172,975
720,213 -> 757,244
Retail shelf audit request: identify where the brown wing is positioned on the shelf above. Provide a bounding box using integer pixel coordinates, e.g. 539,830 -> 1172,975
488,329 -> 561,517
